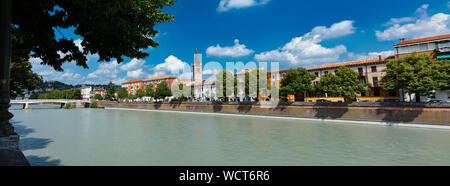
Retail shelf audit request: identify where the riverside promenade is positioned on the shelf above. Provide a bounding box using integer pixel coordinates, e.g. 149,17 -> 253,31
98,101 -> 450,127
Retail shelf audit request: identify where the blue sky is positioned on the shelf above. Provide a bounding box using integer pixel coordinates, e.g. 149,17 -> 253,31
30,0 -> 450,85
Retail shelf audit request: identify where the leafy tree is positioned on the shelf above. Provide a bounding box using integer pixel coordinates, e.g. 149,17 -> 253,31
136,88 -> 145,98
216,70 -> 235,99
10,55 -> 43,97
381,53 -> 449,102
155,81 -> 172,99
105,81 -> 116,100
314,66 -> 367,101
279,67 -> 315,99
12,0 -> 176,71
117,87 -> 128,100
93,94 -> 103,100
37,88 -> 81,99
242,68 -> 269,99
145,83 -> 155,97
171,83 -> 189,98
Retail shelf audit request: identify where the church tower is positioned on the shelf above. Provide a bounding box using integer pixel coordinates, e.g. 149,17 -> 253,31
193,49 -> 202,98
193,49 -> 202,83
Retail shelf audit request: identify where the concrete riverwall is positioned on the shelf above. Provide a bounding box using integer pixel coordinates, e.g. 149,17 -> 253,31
97,102 -> 450,125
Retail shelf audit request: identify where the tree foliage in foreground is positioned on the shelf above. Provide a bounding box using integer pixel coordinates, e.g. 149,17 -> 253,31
381,53 -> 449,102
314,66 -> 367,101
10,55 -> 43,97
12,0 -> 176,71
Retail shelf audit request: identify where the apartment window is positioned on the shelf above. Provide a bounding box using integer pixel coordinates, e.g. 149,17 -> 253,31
359,77 -> 366,84
373,77 -> 379,87
324,71 -> 328,74
439,41 -> 450,48
419,43 -> 428,51
358,68 -> 363,76
371,66 -> 377,72
314,72 -> 319,77
334,70 -> 338,73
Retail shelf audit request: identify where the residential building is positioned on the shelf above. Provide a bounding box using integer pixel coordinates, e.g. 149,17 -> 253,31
81,86 -> 92,101
394,34 -> 450,59
394,34 -> 450,102
307,55 -> 398,102
121,75 -> 177,95
91,87 -> 106,98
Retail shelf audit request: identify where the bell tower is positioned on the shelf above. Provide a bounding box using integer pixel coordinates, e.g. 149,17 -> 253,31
193,49 -> 202,98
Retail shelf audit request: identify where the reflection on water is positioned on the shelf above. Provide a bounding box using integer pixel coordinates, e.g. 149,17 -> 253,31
9,104 -> 450,166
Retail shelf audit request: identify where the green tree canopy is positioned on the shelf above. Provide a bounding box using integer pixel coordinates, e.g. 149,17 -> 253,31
12,0 -> 176,71
314,66 -> 367,101
279,67 -> 315,98
145,83 -> 155,97
243,68 -> 269,99
37,88 -> 81,99
105,81 -> 116,100
93,93 -> 103,100
171,83 -> 189,98
216,70 -> 235,98
381,53 -> 449,102
10,55 -> 43,97
136,88 -> 145,98
155,81 -> 172,99
117,87 -> 128,100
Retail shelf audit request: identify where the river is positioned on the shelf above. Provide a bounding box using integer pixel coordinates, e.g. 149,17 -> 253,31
9,104 -> 450,165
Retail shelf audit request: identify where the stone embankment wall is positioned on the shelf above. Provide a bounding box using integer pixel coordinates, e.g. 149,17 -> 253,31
97,102 -> 450,125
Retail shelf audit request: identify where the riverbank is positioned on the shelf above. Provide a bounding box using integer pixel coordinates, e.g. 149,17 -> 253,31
98,102 -> 450,129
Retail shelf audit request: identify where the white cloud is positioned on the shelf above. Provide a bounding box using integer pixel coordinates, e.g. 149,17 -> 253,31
206,39 -> 254,57
120,58 -> 145,71
61,72 -> 81,79
383,17 -> 416,26
203,68 -> 219,75
376,4 -> 450,41
74,39 -> 83,52
255,20 -> 355,66
87,60 -> 119,78
153,55 -> 189,75
217,0 -> 269,12
126,69 -> 146,78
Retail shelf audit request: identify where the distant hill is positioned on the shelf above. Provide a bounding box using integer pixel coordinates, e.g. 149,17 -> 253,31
28,80 -> 120,99
35,80 -> 74,93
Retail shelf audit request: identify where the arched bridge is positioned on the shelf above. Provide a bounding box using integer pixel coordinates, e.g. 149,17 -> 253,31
10,99 -> 90,109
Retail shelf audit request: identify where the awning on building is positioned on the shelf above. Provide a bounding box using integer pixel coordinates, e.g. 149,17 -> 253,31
437,54 -> 450,59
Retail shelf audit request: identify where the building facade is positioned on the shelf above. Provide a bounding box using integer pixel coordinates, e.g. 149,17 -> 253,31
394,34 -> 450,102
81,86 -> 92,101
394,34 -> 450,59
91,87 -> 106,98
306,55 -> 398,102
121,75 -> 177,95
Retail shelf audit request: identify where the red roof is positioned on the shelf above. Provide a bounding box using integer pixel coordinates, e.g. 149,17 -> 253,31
394,34 -> 450,46
307,56 -> 394,71
122,75 -> 177,84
